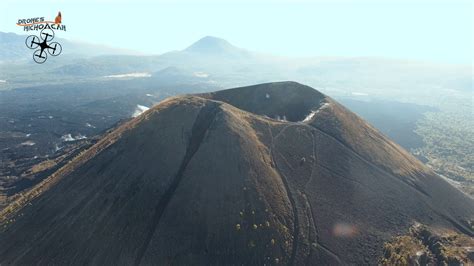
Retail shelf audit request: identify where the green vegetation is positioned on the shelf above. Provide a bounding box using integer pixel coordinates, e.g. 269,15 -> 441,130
413,96 -> 474,196
380,223 -> 474,265
380,235 -> 429,265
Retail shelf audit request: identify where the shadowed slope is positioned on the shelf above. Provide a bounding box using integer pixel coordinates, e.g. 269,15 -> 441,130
0,82 -> 472,265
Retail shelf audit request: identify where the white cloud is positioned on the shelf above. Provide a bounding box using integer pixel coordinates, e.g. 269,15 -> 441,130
193,72 -> 209,78
21,141 -> 36,146
61,134 -> 87,142
301,102 -> 330,123
104,72 -> 151,79
132,104 -> 150,117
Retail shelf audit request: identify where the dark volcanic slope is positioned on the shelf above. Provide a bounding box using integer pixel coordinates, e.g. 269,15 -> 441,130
1,82 -> 473,265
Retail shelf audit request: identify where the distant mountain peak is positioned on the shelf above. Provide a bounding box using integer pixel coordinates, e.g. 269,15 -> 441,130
195,36 -> 230,45
184,36 -> 248,57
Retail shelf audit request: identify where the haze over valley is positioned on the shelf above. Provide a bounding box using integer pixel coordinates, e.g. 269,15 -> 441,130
1,33 -> 472,200
0,15 -> 473,263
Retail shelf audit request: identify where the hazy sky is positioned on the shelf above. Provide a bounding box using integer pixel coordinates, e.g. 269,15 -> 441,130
1,0 -> 472,64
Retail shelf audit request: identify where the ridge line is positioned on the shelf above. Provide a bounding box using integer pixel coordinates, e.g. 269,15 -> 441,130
134,102 -> 221,265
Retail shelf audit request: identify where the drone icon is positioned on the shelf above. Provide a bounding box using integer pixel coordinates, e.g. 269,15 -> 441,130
25,28 -> 62,64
